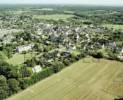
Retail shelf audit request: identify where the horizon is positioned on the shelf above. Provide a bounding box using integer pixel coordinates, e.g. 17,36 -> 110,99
0,0 -> 123,6
0,3 -> 123,7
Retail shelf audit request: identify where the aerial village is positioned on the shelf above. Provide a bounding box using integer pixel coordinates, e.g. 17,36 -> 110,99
0,6 -> 123,99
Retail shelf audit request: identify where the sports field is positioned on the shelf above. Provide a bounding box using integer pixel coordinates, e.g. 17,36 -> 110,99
8,57 -> 123,100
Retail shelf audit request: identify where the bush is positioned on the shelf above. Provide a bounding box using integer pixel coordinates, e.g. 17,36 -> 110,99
63,59 -> 71,66
19,78 -> 30,89
107,52 -> 118,60
29,67 -> 54,85
52,61 -> 64,73
90,51 -> 103,59
20,67 -> 32,78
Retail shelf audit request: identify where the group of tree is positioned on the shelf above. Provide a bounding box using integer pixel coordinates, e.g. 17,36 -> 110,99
0,61 -> 33,99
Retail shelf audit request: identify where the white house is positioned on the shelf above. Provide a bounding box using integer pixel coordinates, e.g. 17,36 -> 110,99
102,44 -> 105,49
32,65 -> 42,73
16,44 -> 34,53
75,27 -> 80,32
117,48 -> 123,60
37,31 -> 43,35
120,48 -> 123,54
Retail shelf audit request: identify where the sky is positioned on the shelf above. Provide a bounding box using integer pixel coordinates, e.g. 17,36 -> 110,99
0,0 -> 123,6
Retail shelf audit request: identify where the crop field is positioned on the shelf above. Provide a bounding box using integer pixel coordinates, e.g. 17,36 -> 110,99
8,57 -> 123,100
103,24 -> 123,31
33,14 -> 74,20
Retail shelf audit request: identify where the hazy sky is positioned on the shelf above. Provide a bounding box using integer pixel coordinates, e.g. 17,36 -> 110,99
0,0 -> 123,6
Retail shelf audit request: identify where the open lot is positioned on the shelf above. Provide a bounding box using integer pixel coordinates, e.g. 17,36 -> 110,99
33,14 -> 74,20
8,57 -> 123,100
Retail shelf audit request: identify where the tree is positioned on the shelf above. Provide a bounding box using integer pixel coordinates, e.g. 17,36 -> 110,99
52,61 -> 64,73
0,62 -> 11,78
3,47 -> 12,59
8,79 -> 20,95
19,78 -> 29,89
63,59 -> 71,66
7,69 -> 20,79
0,75 -> 8,100
20,67 -> 32,78
22,51 -> 26,63
0,62 -> 20,79
114,97 -> 123,100
91,51 -> 103,59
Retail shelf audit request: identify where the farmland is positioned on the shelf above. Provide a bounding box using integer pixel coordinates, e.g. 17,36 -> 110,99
103,24 -> 123,31
1,5 -> 123,99
33,14 -> 74,20
8,57 -> 123,100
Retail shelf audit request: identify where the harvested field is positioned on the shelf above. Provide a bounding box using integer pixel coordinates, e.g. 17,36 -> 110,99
8,57 -> 123,100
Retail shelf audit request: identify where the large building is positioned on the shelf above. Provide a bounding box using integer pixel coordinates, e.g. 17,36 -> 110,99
16,44 -> 34,53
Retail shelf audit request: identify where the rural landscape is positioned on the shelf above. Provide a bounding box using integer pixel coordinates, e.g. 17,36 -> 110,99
0,3 -> 123,100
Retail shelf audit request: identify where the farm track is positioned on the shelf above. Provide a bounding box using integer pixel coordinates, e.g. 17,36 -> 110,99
8,57 -> 123,100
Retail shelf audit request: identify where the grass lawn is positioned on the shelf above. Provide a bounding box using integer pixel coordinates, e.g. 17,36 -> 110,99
71,50 -> 81,57
8,57 -> 123,100
6,52 -> 36,65
33,14 -> 74,20
103,24 -> 123,31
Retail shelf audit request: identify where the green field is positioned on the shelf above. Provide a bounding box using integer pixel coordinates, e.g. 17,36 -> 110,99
8,57 -> 123,100
7,52 -> 36,65
33,14 -> 74,20
103,24 -> 123,31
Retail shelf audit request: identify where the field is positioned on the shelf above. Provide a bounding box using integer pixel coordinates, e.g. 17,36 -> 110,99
33,14 -> 74,20
6,52 -> 36,65
103,24 -> 123,31
8,57 -> 123,100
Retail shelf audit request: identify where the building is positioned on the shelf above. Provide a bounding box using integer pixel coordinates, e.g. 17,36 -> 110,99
32,65 -> 42,73
16,44 -> 34,53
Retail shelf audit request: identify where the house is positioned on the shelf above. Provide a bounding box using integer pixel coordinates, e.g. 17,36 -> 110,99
75,27 -> 80,32
102,44 -> 105,49
16,44 -> 34,53
37,30 -> 43,35
32,65 -> 42,73
118,55 -> 123,60
47,59 -> 54,63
